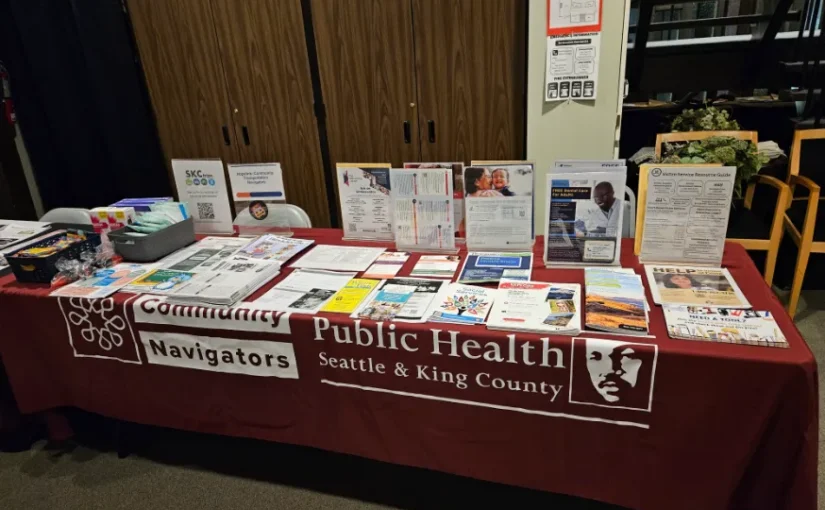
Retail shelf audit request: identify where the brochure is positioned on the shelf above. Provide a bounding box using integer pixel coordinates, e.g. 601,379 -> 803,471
362,252 -> 410,279
291,245 -> 386,272
411,255 -> 461,278
458,252 -> 533,284
645,266 -> 750,308
235,234 -> 313,263
336,164 -> 393,241
487,281 -> 582,335
545,170 -> 626,266
584,268 -> 649,335
354,284 -> 417,322
464,163 -> 535,250
160,236 -> 249,272
390,167 -> 455,251
639,165 -> 736,266
321,278 -> 381,314
404,162 -> 465,237
50,263 -> 153,299
126,268 -> 196,293
0,222 -> 52,250
245,269 -> 356,314
664,306 -> 788,348
352,277 -> 448,323
429,283 -> 495,325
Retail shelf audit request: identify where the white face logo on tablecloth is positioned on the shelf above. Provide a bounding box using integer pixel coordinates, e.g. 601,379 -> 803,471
58,296 -> 142,364
568,338 -> 657,412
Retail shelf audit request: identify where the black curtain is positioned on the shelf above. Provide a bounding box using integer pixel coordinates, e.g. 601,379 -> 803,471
0,0 -> 170,211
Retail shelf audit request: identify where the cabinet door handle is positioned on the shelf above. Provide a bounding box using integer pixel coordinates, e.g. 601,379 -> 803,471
427,120 -> 435,143
403,121 -> 411,144
242,126 -> 250,145
222,126 -> 231,146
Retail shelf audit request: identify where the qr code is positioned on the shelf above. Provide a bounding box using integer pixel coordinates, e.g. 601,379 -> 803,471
197,202 -> 215,220
348,223 -> 357,232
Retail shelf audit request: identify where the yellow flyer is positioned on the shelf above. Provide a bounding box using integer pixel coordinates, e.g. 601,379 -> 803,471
321,278 -> 380,313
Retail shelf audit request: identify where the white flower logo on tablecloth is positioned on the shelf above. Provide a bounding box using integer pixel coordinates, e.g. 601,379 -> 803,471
66,298 -> 127,351
58,295 -> 142,363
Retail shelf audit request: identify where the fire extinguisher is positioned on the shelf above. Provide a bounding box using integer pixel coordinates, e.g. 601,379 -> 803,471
0,62 -> 16,127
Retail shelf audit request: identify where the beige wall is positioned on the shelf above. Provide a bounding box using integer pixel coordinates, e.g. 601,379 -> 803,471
527,0 -> 631,233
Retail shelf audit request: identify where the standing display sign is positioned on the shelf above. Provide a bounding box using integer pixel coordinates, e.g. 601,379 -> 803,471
390,167 -> 456,252
336,164 -> 393,241
227,163 -> 286,217
545,0 -> 603,102
638,165 -> 736,267
464,161 -> 535,251
171,159 -> 233,234
404,162 -> 465,240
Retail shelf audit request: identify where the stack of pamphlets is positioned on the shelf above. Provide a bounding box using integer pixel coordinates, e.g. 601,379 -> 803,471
128,256 -> 280,307
645,266 -> 750,308
429,283 -> 495,325
411,255 -> 461,278
663,306 -> 788,348
584,268 -> 649,335
458,252 -> 533,283
159,236 -> 251,272
487,281 -> 581,335
235,234 -> 313,263
243,268 -> 356,314
351,277 -> 448,323
362,252 -> 410,279
291,245 -> 386,272
51,263 -> 154,299
321,278 -> 381,314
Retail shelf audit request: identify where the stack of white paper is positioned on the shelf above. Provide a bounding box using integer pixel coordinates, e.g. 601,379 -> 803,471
242,268 -> 357,314
160,256 -> 281,307
291,245 -> 386,272
159,236 -> 251,272
487,280 -> 581,335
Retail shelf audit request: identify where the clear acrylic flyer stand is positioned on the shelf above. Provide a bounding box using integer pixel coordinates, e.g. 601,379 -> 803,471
464,161 -> 536,253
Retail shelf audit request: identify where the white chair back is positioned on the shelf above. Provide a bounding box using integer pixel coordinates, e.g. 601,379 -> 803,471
40,208 -> 92,225
234,204 -> 312,228
623,188 -> 636,238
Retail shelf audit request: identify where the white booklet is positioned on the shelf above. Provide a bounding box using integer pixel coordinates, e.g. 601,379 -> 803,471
645,265 -> 750,308
291,245 -> 386,272
429,283 -> 495,325
160,236 -> 249,272
235,234 -> 313,263
243,268 -> 357,314
352,277 -> 448,323
664,306 -> 788,348
390,167 -> 455,251
487,280 -> 581,335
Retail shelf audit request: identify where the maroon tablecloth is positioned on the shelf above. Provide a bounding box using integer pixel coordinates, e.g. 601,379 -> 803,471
0,230 -> 817,510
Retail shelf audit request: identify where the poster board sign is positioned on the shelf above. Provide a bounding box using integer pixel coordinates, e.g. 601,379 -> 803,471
464,161 -> 535,251
634,164 -> 723,256
336,163 -> 393,241
390,167 -> 456,252
638,165 -> 735,267
404,162 -> 465,239
171,159 -> 233,234
227,163 -> 286,217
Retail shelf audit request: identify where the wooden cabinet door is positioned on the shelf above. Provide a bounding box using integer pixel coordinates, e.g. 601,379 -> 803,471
412,0 -> 527,162
311,0 -> 420,167
127,0 -> 238,164
210,0 -> 331,227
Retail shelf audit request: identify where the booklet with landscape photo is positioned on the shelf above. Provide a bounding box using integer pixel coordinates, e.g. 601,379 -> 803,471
585,268 -> 649,335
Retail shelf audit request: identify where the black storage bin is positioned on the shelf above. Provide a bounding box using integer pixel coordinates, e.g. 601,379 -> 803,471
108,217 -> 196,262
7,231 -> 101,284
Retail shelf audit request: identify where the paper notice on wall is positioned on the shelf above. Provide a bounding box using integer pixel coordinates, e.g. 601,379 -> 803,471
547,0 -> 603,35
545,32 -> 600,102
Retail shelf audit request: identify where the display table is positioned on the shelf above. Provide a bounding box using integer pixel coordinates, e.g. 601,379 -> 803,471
0,229 -> 817,510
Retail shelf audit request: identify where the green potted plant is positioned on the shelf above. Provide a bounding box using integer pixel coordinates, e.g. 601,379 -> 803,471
670,106 -> 740,132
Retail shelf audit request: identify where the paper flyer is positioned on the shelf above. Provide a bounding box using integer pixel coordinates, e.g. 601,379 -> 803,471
353,277 -> 448,323
404,162 -> 465,238
126,269 -> 195,293
545,0 -> 602,102
362,252 -> 410,279
336,164 -> 393,241
227,163 -> 286,217
645,266 -> 750,308
291,245 -> 386,272
487,281 -> 582,335
160,237 -> 249,273
172,159 -> 234,234
429,283 -> 495,325
321,278 -> 381,314
244,269 -> 355,314
236,234 -> 313,263
390,167 -> 455,251
354,284 -> 417,322
545,170 -> 625,266
50,264 -> 153,299
458,252 -> 533,284
411,255 -> 461,278
664,306 -> 788,348
464,163 -> 535,250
